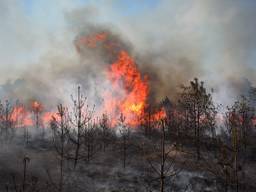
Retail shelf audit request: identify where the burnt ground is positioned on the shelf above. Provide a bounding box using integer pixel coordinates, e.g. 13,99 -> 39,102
0,128 -> 255,192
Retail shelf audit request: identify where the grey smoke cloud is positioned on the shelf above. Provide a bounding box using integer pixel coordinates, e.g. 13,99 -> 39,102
0,0 -> 256,108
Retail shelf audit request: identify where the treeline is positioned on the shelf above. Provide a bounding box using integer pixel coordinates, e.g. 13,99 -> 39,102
0,78 -> 256,192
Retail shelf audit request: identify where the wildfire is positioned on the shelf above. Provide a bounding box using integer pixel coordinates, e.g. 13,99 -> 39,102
9,32 -> 166,129
151,108 -> 167,122
11,105 -> 33,127
9,101 -> 57,128
75,32 -> 107,51
31,101 -> 43,113
104,50 -> 149,126
76,31 -> 165,126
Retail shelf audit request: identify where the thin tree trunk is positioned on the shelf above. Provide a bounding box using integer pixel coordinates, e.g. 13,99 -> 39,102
224,167 -> 228,192
160,120 -> 165,192
74,86 -> 82,168
123,137 -> 126,169
23,157 -> 29,192
235,153 -> 239,192
74,142 -> 80,168
196,109 -> 200,160
59,112 -> 64,192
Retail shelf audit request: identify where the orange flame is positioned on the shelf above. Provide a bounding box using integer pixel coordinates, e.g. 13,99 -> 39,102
75,32 -> 107,51
9,101 -> 57,128
103,50 -> 149,126
7,32 -> 168,129
31,101 -> 43,113
151,108 -> 167,122
75,32 -> 167,127
11,105 -> 33,127
42,111 -> 58,123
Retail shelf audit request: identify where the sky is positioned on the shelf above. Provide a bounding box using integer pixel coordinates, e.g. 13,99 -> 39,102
0,0 -> 160,81
1,0 -> 256,106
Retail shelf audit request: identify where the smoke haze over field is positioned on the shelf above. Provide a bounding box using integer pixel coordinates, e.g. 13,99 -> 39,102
1,0 -> 256,108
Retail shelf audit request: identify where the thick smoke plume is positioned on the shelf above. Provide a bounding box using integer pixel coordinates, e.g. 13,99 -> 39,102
1,0 -> 256,109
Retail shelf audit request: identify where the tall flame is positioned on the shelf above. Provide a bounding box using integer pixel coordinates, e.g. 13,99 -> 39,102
9,32 -> 166,129
74,31 -> 167,126
103,50 -> 149,126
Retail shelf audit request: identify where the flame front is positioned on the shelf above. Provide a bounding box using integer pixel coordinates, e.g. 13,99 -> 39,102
103,50 -> 149,126
75,31 -> 166,127
11,105 -> 33,127
10,101 -> 57,128
9,32 -> 166,128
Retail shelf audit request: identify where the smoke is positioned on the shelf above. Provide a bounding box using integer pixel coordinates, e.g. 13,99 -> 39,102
1,0 -> 256,109
109,0 -> 256,104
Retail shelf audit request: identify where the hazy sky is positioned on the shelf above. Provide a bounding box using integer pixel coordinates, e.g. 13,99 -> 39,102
0,0 -> 158,81
1,0 -> 256,106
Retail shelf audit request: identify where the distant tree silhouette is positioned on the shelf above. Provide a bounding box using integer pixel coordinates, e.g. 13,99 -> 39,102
178,78 -> 216,160
118,113 -> 130,169
68,86 -> 94,168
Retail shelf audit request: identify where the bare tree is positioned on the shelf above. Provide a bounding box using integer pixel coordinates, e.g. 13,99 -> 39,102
140,105 -> 153,138
143,119 -> 182,192
31,101 -> 43,130
12,102 -> 30,145
99,113 -> 110,152
31,101 -> 45,140
22,156 -> 30,192
223,96 -> 254,192
83,119 -> 99,163
178,78 -> 216,160
68,86 -> 94,168
118,113 -> 130,169
5,156 -> 43,192
0,100 -> 17,143
205,139 -> 234,192
230,96 -> 254,152
19,105 -> 30,145
51,104 -> 70,192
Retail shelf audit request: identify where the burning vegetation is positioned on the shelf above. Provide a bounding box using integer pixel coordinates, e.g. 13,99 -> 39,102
0,31 -> 256,192
76,31 -> 166,127
5,32 -> 166,128
104,50 -> 149,126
